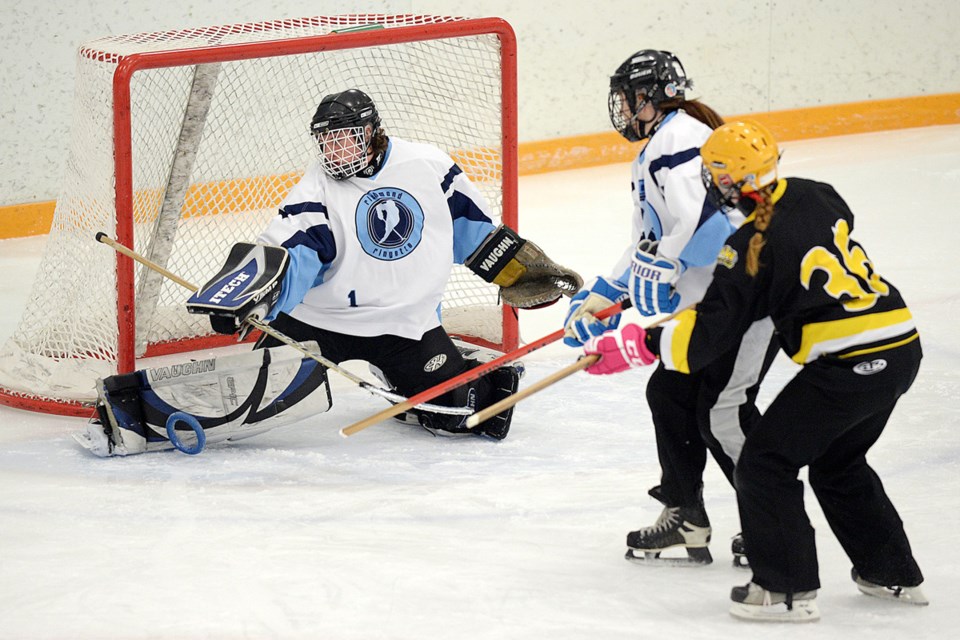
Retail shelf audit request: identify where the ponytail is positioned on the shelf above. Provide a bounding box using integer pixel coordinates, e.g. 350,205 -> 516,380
660,98 -> 725,130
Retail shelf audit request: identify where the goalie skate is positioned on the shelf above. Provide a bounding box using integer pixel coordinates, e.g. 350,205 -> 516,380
625,486 -> 713,566
73,418 -> 122,457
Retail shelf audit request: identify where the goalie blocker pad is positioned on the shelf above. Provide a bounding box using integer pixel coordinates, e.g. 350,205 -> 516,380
76,343 -> 332,456
186,242 -> 289,335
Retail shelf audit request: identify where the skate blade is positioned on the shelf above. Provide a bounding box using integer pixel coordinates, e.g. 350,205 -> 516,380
72,429 -> 111,457
856,583 -> 929,606
625,547 -> 713,567
729,600 -> 820,623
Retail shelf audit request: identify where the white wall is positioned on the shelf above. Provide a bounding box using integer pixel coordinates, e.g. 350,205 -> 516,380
2,0 -> 958,205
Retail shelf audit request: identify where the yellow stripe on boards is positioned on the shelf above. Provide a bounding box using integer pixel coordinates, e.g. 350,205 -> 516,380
0,201 -> 56,238
3,93 -> 960,240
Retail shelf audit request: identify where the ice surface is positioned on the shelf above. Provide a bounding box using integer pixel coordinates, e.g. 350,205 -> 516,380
1,126 -> 958,638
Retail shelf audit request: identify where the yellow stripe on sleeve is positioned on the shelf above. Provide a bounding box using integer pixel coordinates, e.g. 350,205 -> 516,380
665,309 -> 698,374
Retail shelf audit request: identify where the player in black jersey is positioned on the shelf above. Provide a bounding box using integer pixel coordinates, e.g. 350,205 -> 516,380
583,120 -> 926,622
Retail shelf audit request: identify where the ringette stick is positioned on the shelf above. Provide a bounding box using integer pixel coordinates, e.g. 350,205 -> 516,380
339,299 -> 632,437
464,308 -> 687,428
464,356 -> 599,428
95,232 -> 470,415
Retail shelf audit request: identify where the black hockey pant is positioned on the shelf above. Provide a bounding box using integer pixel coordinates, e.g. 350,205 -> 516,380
255,313 -> 484,412
647,318 -> 778,508
734,339 -> 924,594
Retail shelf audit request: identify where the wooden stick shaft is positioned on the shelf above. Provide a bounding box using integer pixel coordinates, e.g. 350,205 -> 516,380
97,232 -> 198,291
463,306 -> 691,429
465,355 -> 599,427
338,300 -> 630,437
96,233 -> 380,393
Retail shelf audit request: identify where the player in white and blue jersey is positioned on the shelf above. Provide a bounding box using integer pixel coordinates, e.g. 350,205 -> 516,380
562,51 -> 779,565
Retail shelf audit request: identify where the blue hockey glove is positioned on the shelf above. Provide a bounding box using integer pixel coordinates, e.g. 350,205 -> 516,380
562,276 -> 628,347
628,239 -> 682,316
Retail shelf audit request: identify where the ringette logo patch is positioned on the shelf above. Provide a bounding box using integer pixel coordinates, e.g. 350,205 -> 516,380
355,187 -> 424,261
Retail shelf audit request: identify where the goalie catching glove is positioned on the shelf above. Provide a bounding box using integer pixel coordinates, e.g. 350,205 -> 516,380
466,225 -> 583,308
186,243 -> 289,335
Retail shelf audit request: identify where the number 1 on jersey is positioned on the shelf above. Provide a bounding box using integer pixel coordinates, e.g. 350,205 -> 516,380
348,290 -> 358,307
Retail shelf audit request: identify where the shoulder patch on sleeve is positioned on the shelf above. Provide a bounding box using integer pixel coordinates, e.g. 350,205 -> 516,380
717,245 -> 738,269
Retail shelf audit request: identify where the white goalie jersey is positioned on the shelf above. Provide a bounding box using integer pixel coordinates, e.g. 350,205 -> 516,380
257,137 -> 498,340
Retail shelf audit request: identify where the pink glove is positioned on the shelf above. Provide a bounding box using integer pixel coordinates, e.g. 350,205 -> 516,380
583,323 -> 657,375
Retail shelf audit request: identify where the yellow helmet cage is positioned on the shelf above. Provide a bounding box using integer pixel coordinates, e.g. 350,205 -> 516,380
700,120 -> 779,194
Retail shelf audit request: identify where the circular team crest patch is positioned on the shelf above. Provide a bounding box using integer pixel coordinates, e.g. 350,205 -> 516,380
355,187 -> 424,261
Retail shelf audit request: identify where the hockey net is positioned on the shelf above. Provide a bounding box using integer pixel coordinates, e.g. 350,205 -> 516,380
0,15 -> 518,416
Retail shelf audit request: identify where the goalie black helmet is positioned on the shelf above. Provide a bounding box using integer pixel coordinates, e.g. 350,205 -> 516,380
310,89 -> 382,179
608,50 -> 691,142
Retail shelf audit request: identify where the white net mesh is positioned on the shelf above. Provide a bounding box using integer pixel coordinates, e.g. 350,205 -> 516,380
0,15 -> 515,411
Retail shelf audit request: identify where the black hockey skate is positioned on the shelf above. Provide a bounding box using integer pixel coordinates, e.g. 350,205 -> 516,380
625,486 -> 712,566
731,532 -> 749,569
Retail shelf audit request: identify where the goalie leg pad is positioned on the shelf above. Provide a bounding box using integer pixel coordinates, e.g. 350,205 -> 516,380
415,339 -> 524,439
473,364 -> 522,440
77,343 -> 332,457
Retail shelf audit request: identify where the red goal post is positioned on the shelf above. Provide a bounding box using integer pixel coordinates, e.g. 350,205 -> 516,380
0,15 -> 518,416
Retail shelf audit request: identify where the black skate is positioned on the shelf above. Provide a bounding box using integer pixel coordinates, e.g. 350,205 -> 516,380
732,532 -> 749,569
625,486 -> 713,566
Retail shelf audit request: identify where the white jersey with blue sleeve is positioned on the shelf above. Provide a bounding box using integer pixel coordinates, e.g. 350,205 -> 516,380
256,137 -> 496,340
610,110 -> 743,307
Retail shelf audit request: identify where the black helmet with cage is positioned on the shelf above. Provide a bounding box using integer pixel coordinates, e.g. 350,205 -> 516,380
608,50 -> 691,142
310,89 -> 382,179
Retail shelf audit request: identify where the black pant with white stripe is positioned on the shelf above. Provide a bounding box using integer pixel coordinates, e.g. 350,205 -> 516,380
646,318 -> 779,508
255,312 -> 480,414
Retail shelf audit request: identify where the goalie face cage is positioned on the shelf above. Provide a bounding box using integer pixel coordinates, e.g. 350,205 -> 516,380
0,15 -> 518,416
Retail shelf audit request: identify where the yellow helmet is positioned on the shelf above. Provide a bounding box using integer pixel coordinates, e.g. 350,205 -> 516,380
700,120 -> 779,210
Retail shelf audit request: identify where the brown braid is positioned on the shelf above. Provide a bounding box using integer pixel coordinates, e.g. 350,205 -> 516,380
745,187 -> 776,277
